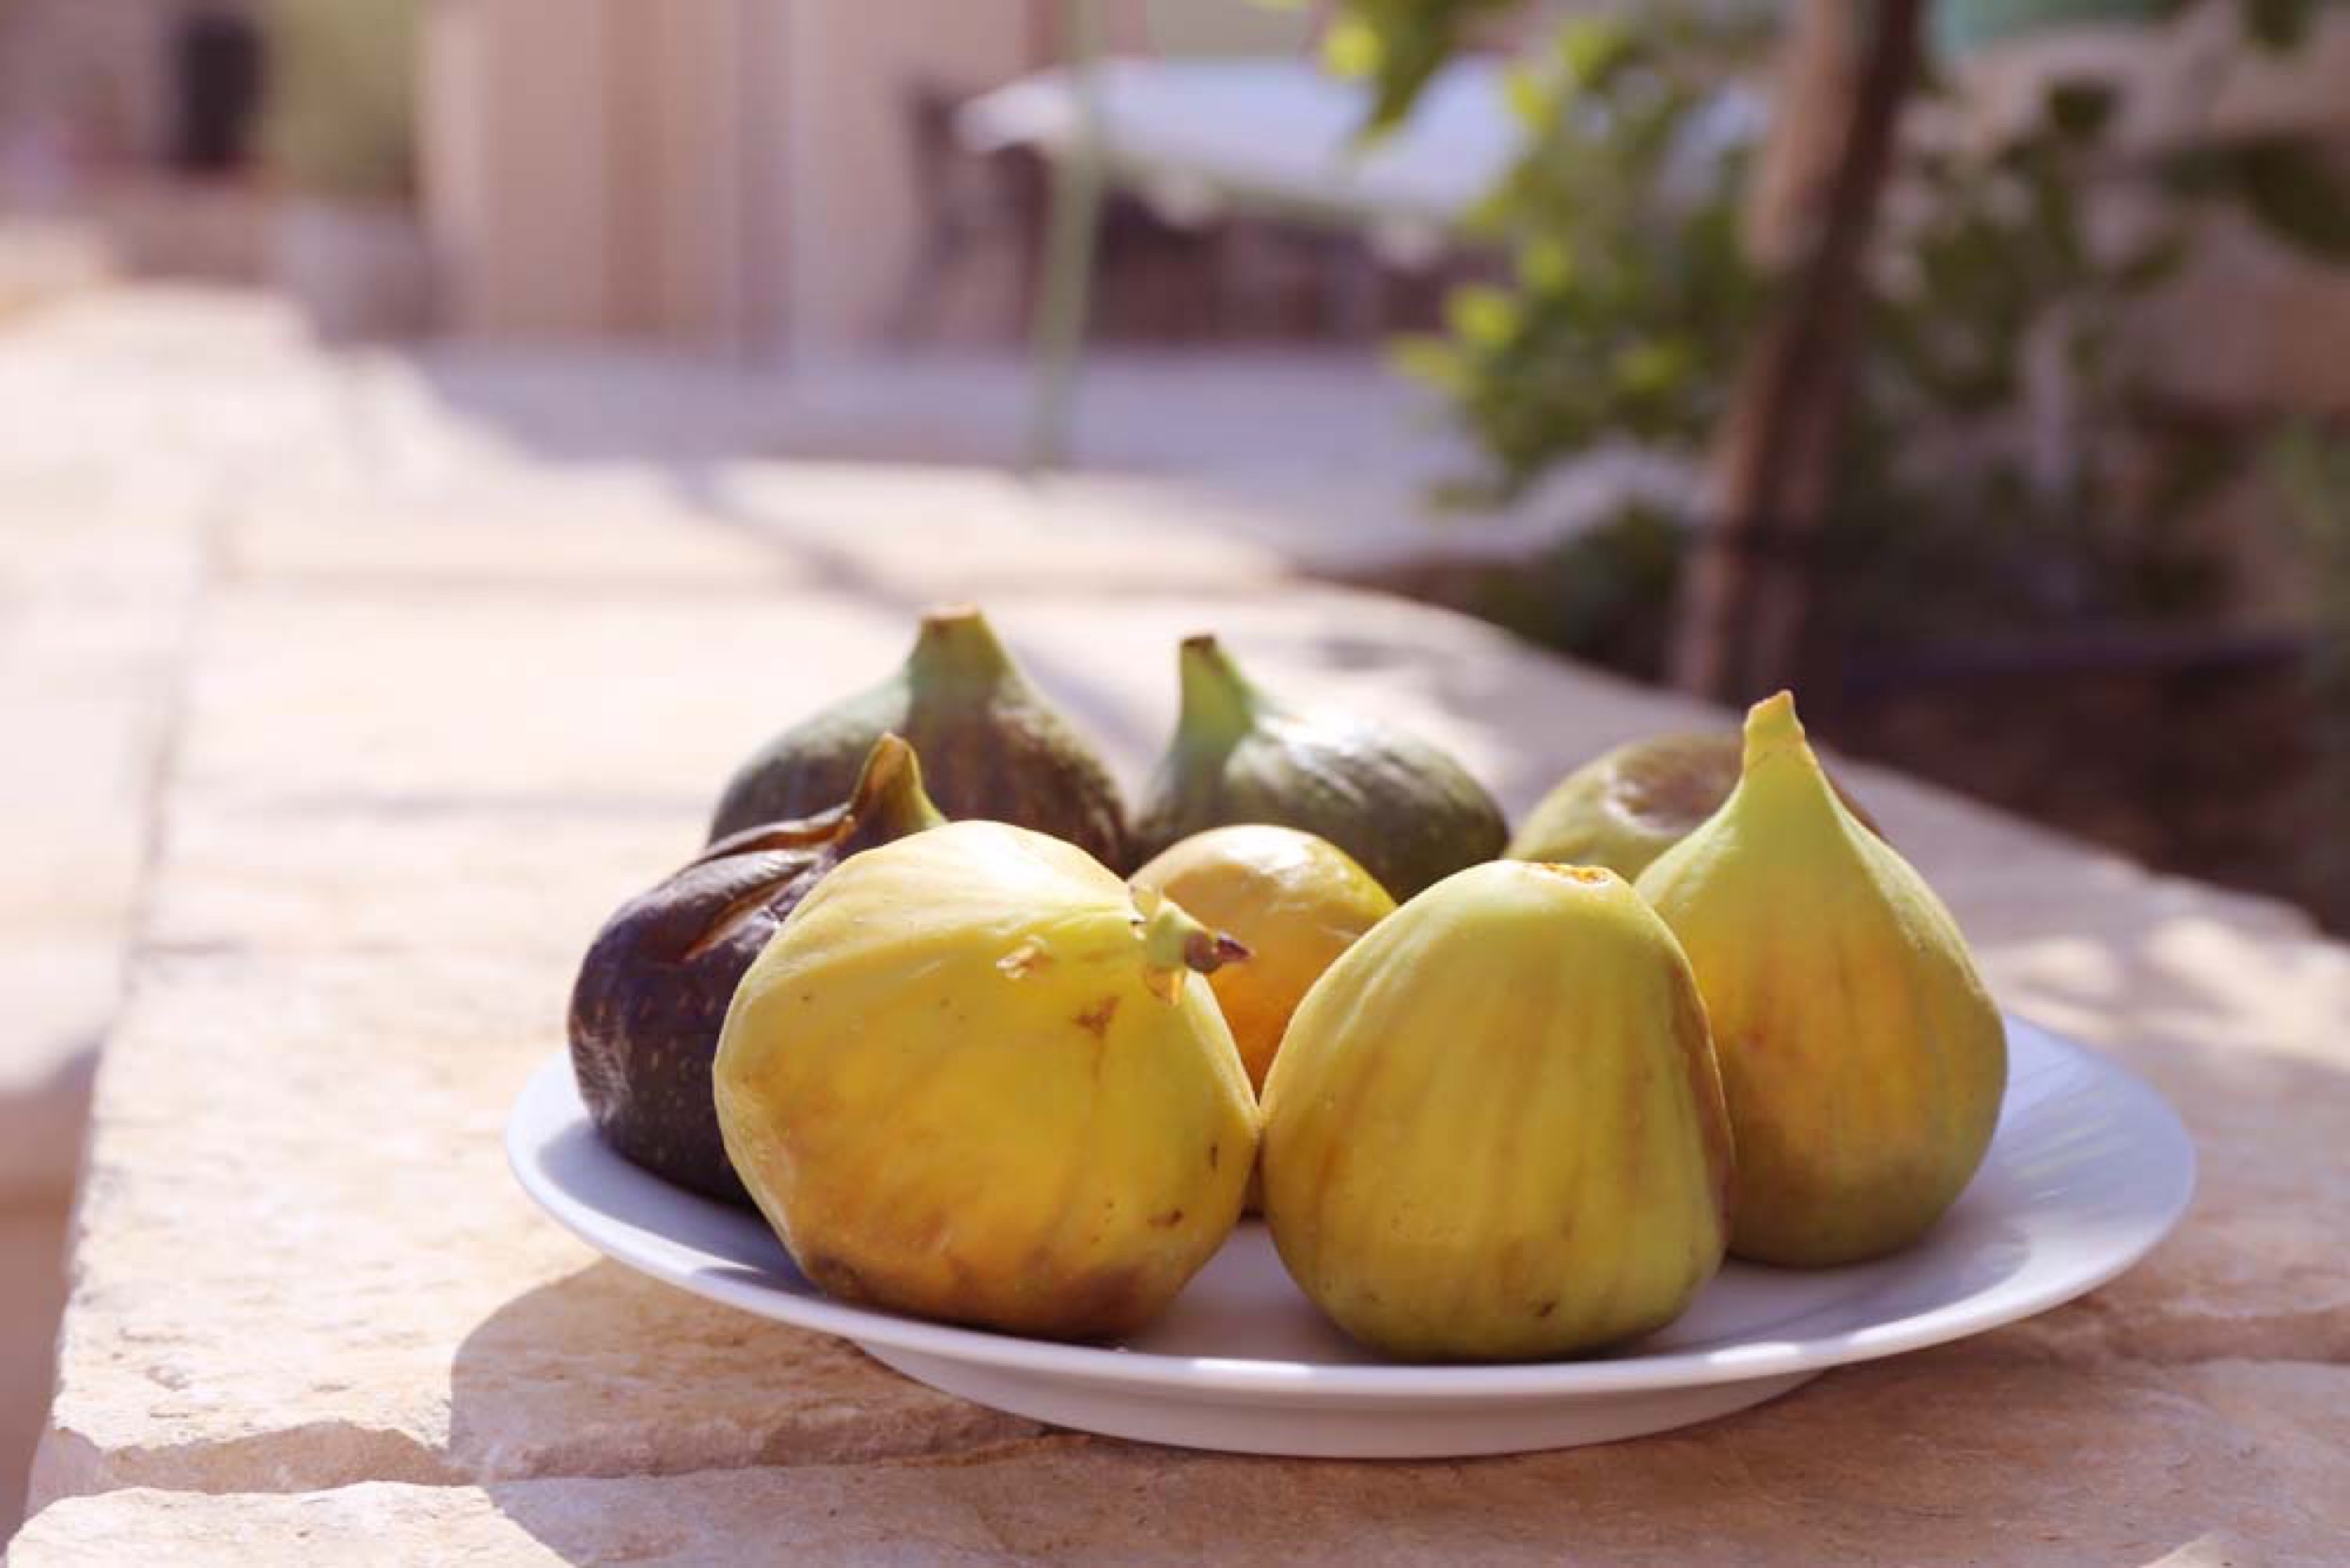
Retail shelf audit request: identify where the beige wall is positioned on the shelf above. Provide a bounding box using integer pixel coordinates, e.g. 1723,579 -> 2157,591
420,0 -> 1044,353
420,0 -> 621,337
422,0 -> 772,346
777,0 -> 1037,355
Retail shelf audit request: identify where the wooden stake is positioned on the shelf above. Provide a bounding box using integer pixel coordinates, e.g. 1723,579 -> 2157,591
1670,0 -> 1925,701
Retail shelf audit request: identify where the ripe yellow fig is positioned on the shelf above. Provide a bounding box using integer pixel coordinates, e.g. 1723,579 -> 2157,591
713,822 -> 1258,1341
1262,862 -> 1732,1361
1130,825 -> 1396,1093
1637,693 -> 2008,1268
1509,731 -> 1882,880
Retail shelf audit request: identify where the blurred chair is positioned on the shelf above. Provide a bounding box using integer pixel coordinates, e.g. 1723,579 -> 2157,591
885,77 -> 1045,342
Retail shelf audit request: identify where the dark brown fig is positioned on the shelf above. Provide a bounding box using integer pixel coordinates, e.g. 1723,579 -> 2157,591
571,733 -> 947,1203
1131,635 -> 1510,900
707,605 -> 1127,867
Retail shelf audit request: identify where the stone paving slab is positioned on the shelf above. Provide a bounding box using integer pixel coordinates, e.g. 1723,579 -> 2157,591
224,499 -> 812,596
31,570 -> 2350,1517
15,1353 -> 2347,1566
30,947 -> 1042,1505
12,290 -> 2350,1562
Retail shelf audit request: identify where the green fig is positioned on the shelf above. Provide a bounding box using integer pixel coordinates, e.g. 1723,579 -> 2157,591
1510,731 -> 1882,880
709,605 -> 1127,867
572,734 -> 947,1202
1636,693 -> 2008,1267
1131,635 -> 1508,899
714,821 -> 1258,1341
1262,861 -> 1732,1360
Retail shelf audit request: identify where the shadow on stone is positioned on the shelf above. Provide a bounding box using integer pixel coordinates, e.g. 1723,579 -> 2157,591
447,1255 -> 1044,1563
462,1341 -> 2257,1563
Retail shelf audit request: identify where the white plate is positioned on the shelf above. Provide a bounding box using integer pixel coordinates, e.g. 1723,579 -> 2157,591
508,1017 -> 2193,1458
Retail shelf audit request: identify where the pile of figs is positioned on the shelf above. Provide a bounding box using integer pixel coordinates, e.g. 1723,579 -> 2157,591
570,605 -> 2007,1360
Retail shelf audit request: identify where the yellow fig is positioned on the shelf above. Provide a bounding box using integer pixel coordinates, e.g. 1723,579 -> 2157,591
1130,825 -> 1396,1093
1262,862 -> 1732,1361
1509,731 -> 1882,880
713,822 -> 1257,1341
1636,692 -> 2007,1268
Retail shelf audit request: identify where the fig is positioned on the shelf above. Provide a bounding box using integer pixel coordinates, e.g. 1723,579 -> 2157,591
1131,635 -> 1508,898
1130,825 -> 1395,1095
1509,731 -> 1882,879
713,821 -> 1258,1341
709,605 -> 1126,868
1636,693 -> 2007,1267
569,734 -> 946,1203
1262,861 -> 1732,1361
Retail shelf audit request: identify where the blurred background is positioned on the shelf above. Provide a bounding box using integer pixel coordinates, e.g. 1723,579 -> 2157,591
3,0 -> 2346,914
0,0 -> 2345,1536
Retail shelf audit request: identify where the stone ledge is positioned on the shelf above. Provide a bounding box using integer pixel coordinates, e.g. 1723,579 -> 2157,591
14,1355 -> 2347,1566
37,580 -> 2350,1513
34,559 -> 2350,1521
30,948 -> 1041,1510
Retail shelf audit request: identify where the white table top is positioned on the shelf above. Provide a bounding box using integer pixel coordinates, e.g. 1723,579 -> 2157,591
958,56 -> 1525,247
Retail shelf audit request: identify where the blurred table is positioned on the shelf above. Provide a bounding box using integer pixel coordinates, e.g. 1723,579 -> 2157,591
958,57 -> 1524,260
7,294 -> 2348,1565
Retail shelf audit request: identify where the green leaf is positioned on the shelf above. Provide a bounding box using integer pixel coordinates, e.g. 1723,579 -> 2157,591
1501,62 -> 1551,128
2233,139 -> 2350,262
1611,338 -> 1698,400
2240,0 -> 2318,50
2045,80 -> 2117,143
1446,285 -> 1522,349
1517,238 -> 1575,291
1331,0 -> 1521,132
1557,17 -> 1637,87
2110,229 -> 2190,292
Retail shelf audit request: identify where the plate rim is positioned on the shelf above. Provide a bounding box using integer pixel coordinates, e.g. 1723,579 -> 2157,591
508,1015 -> 2195,1402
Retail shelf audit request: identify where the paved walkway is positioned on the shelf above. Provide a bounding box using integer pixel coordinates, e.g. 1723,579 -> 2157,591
4,289 -> 2345,1563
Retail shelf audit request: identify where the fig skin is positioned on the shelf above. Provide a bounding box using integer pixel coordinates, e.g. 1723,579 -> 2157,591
708,606 -> 1127,869
1509,730 -> 1882,879
1637,693 -> 2007,1267
1262,861 -> 1733,1361
1130,824 -> 1394,1094
713,822 -> 1258,1341
1132,635 -> 1509,899
569,735 -> 946,1204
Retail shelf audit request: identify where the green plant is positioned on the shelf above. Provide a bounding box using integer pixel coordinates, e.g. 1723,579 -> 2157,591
1338,0 -> 2350,664
259,0 -> 418,200
2268,420 -> 2350,922
1392,12 -> 1770,508
1824,76 -> 2239,648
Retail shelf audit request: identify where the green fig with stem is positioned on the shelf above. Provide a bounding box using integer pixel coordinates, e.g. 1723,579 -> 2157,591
1132,635 -> 1508,899
1509,730 -> 1883,881
1636,692 -> 2008,1267
709,605 -> 1127,868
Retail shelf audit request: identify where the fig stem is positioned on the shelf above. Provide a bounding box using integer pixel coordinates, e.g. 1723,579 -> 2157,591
844,733 -> 949,839
906,606 -> 1018,689
1175,635 -> 1265,744
1741,689 -> 1808,772
1135,895 -> 1249,1002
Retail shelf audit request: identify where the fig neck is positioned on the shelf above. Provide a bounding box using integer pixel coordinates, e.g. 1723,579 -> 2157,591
840,732 -> 948,847
903,607 -> 1018,692
1174,635 -> 1268,748
1731,691 -> 1842,830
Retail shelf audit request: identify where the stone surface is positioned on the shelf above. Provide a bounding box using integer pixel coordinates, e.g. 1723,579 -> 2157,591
12,287 -> 2350,1563
0,389 -> 211,1543
36,559 -> 2350,1513
0,1208 -> 71,1541
14,1354 -> 2349,1565
30,949 -> 1040,1505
